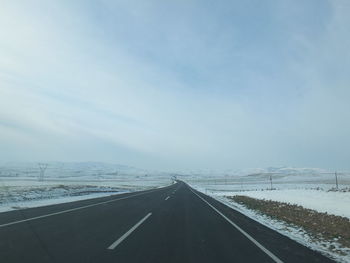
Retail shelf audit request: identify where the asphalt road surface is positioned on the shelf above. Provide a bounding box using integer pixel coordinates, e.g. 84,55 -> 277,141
0,181 -> 334,263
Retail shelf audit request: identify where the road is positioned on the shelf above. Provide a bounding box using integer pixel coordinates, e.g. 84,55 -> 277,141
0,181 -> 334,263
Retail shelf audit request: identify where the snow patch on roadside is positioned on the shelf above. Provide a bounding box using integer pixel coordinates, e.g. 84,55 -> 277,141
0,185 -> 129,213
0,191 -> 124,213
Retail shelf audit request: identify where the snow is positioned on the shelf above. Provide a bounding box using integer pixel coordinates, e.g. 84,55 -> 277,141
180,166 -> 350,192
182,167 -> 350,220
0,162 -> 173,213
0,191 -> 123,213
234,189 -> 350,219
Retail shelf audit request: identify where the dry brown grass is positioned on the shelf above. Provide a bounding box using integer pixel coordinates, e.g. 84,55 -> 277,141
228,195 -> 350,249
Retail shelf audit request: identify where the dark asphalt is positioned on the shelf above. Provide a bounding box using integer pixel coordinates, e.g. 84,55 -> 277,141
0,181 -> 334,263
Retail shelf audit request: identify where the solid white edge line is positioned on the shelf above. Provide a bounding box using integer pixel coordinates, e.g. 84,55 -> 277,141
107,212 -> 152,250
189,187 -> 284,263
0,186 -> 171,228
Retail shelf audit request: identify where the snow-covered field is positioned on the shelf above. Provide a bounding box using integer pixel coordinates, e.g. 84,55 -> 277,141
0,162 -> 173,213
184,168 -> 350,219
181,166 -> 350,191
231,189 -> 350,219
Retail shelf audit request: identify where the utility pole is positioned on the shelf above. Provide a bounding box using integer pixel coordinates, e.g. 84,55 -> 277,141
269,174 -> 273,190
335,171 -> 339,190
38,163 -> 48,182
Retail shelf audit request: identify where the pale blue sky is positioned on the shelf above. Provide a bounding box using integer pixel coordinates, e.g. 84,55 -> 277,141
1,0 -> 349,170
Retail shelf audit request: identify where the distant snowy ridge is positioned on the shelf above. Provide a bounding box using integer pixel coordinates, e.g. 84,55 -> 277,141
175,166 -> 332,177
0,161 -> 170,179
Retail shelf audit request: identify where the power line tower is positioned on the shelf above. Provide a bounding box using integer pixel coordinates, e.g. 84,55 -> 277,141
38,163 -> 48,182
